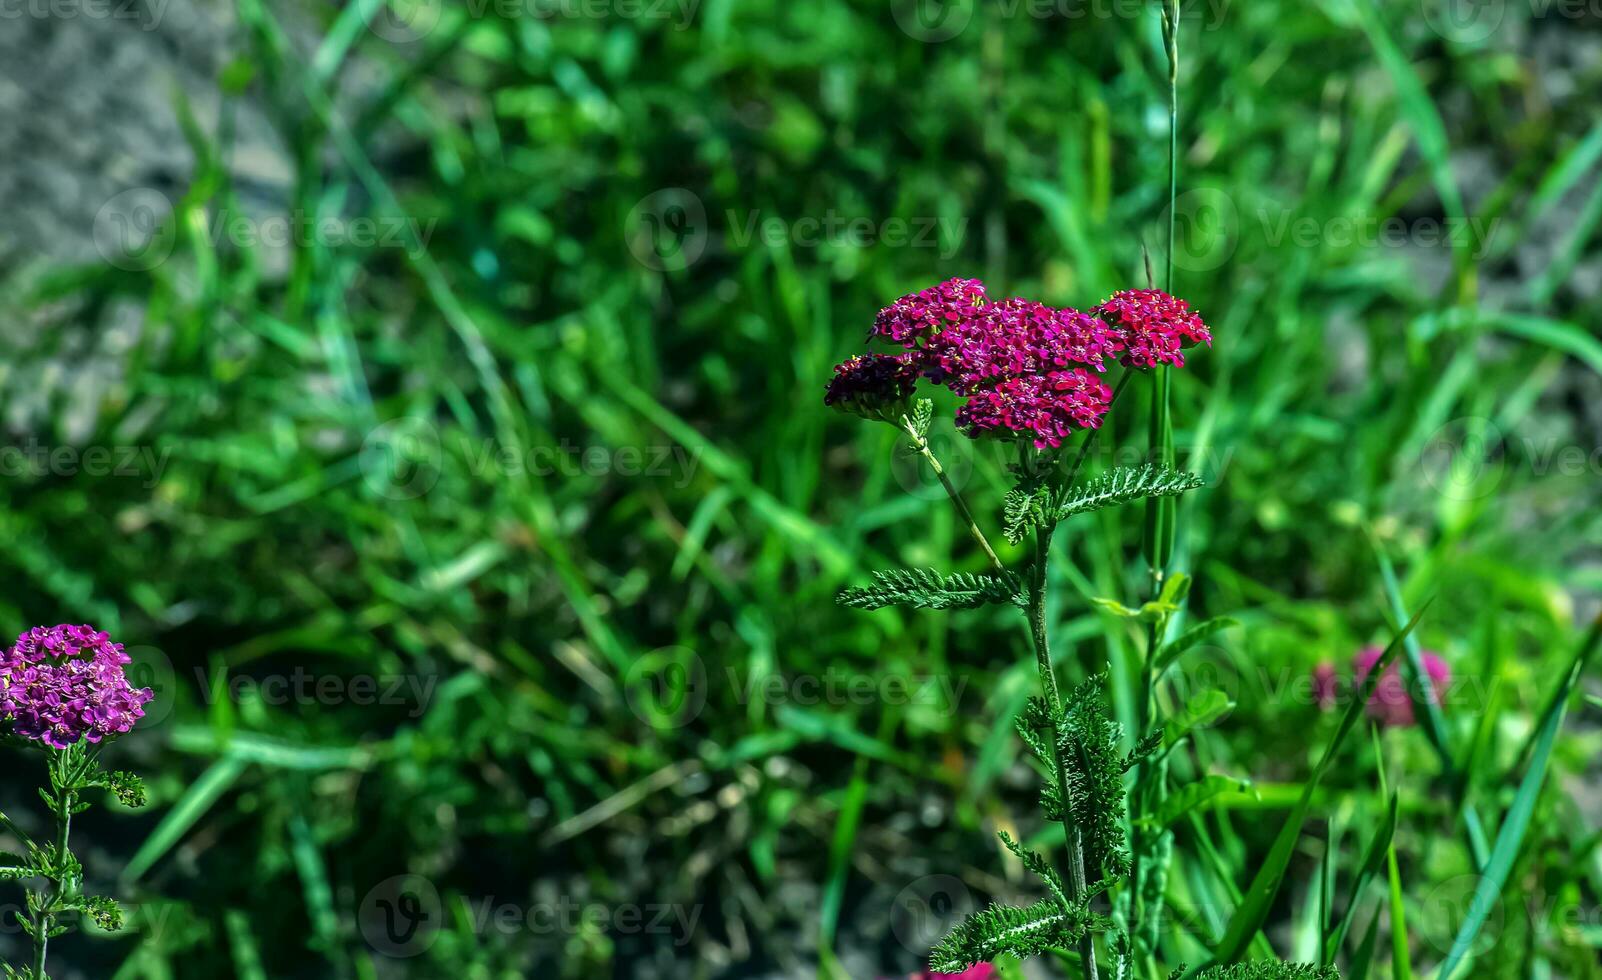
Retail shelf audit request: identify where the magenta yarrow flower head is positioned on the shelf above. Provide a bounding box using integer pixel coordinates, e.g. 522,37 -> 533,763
1312,647 -> 1450,728
1094,288 -> 1211,369
0,624 -> 153,749
834,278 -> 1210,447
871,277 -> 988,347
824,352 -> 922,422
907,965 -> 995,980
955,369 -> 1113,449
924,299 -> 1112,394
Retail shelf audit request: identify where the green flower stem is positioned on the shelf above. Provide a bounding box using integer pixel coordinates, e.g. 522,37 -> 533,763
901,417 -> 1005,571
1028,521 -> 1099,980
32,747 -> 83,980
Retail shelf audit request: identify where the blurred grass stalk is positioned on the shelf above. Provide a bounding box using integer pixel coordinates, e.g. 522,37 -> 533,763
1129,2 -> 1182,973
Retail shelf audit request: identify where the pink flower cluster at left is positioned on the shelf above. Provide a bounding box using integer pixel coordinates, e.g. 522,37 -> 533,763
825,278 -> 1211,448
0,624 -> 154,749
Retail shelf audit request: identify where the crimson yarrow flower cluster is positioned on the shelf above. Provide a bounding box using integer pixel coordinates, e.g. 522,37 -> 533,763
0,624 -> 153,749
825,278 -> 1211,448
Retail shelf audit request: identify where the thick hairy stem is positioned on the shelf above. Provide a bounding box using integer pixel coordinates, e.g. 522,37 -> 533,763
903,418 -> 1004,571
1028,523 -> 1099,980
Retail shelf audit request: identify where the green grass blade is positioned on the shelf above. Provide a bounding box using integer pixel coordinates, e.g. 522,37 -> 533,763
820,753 -> 873,950
1322,793 -> 1398,963
1373,541 -> 1491,868
123,756 -> 250,883
1352,0 -> 1472,296
1436,615 -> 1602,979
1156,776 -> 1256,830
1387,845 -> 1412,980
1346,904 -> 1383,980
1209,604 -> 1426,965
224,908 -> 269,980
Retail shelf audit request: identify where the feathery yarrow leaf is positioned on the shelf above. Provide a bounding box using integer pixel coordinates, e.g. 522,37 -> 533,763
1124,730 -> 1164,772
1058,673 -> 1132,887
907,397 -> 935,441
1002,477 -> 1052,545
930,898 -> 1109,973
1177,964 -> 1341,980
997,830 -> 1071,910
1016,677 -> 1131,889
1017,697 -> 1064,821
1053,464 -> 1203,521
838,568 -> 1026,610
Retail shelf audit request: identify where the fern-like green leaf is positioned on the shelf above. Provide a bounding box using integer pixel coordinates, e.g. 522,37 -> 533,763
1123,730 -> 1164,772
838,568 -> 1025,610
1058,673 -> 1132,886
997,830 -> 1070,909
1017,681 -> 1130,887
1178,964 -> 1340,979
66,895 -> 125,932
905,397 -> 935,441
1016,697 -> 1064,820
1054,464 -> 1203,520
1002,477 -> 1052,544
930,899 -> 1109,973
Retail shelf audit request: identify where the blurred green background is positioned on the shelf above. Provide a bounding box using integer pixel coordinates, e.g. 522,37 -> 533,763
0,0 -> 1599,976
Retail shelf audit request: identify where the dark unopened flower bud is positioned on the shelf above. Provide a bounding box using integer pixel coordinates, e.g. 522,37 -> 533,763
824,352 -> 921,423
